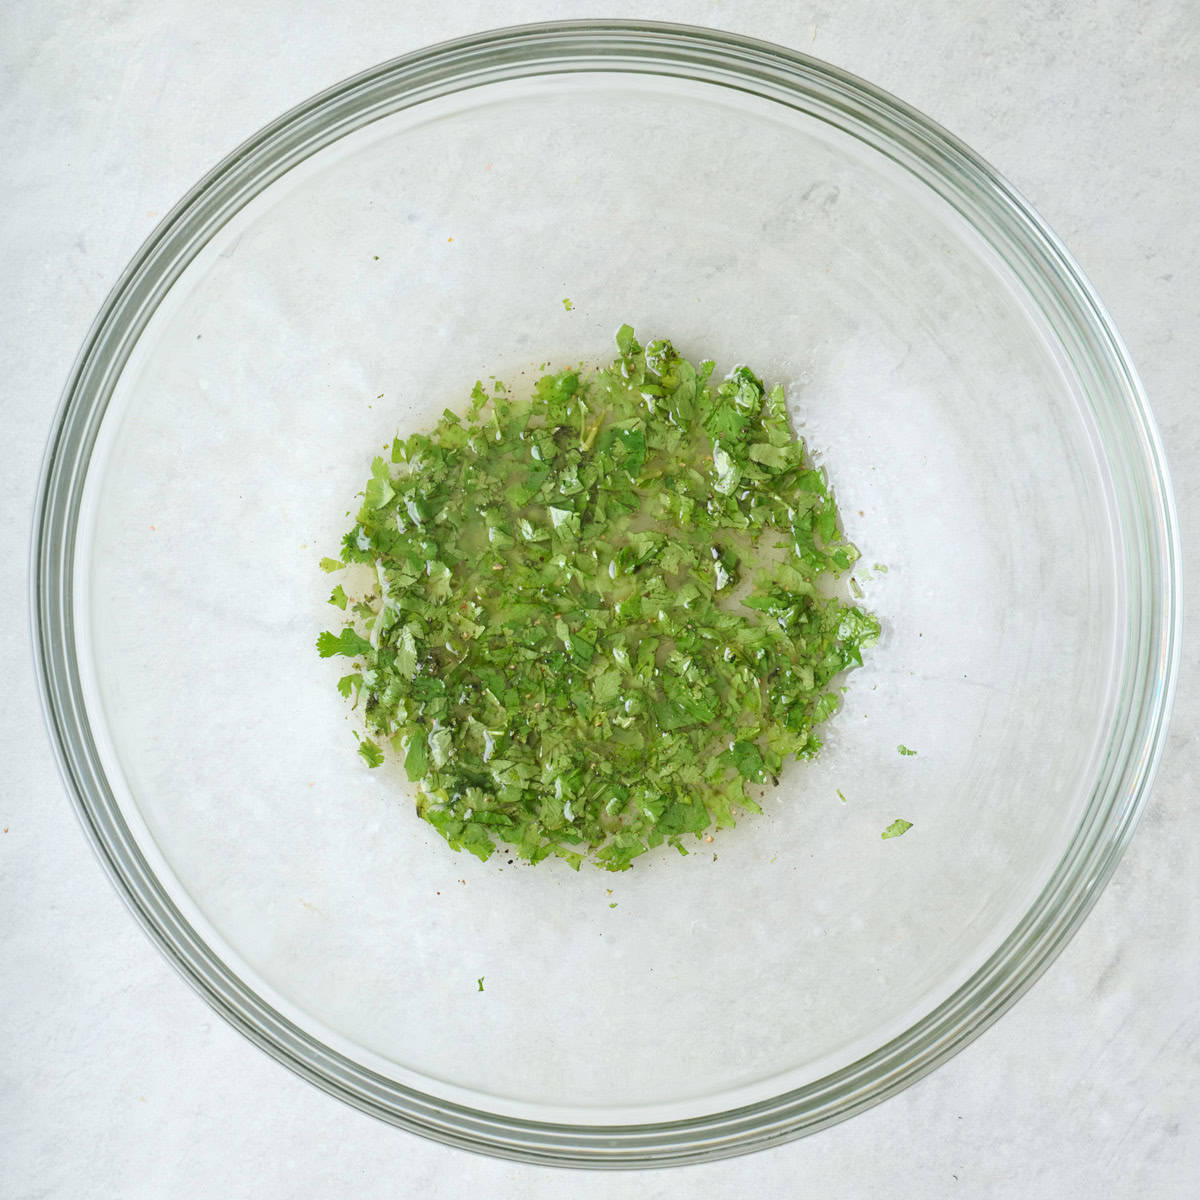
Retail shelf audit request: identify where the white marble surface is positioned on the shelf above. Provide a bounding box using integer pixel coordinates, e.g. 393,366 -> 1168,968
2,2 -> 1197,1197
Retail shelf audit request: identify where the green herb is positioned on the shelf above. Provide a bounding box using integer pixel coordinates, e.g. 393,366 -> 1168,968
882,818 -> 913,839
318,327 -> 878,870
562,297 -> 574,311
357,737 -> 384,769
836,789 -> 848,803
316,627 -> 371,660
329,584 -> 348,610
477,977 -> 484,992
897,744 -> 917,756
319,556 -> 345,573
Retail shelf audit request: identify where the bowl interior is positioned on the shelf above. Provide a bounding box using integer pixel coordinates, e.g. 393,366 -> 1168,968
76,70 -> 1121,1123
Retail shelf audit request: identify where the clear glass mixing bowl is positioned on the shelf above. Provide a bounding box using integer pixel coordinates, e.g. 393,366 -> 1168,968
33,22 -> 1179,1167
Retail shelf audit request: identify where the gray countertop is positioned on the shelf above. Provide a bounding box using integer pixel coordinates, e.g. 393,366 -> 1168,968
2,3 -> 1197,1197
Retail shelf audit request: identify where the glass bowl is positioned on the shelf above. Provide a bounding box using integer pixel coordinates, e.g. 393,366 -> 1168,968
33,21 -> 1179,1167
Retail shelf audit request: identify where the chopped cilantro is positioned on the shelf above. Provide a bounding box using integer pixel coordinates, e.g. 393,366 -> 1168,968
562,297 -> 574,311
836,788 -> 848,803
318,327 -> 878,870
319,556 -> 344,573
328,584 -> 348,610
477,977 -> 484,992
882,818 -> 913,839
897,744 -> 917,756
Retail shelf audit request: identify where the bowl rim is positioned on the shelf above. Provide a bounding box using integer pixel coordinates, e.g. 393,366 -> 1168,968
30,18 -> 1182,1168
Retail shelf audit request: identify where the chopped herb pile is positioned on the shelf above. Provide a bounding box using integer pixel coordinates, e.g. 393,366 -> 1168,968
318,326 -> 878,871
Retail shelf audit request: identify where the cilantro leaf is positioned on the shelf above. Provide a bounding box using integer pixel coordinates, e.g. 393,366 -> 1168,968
711,442 -> 741,495
403,726 -> 429,782
882,818 -> 913,839
337,672 -> 362,699
357,738 -> 384,768
364,456 -> 395,510
316,627 -> 372,659
394,625 -> 419,680
725,739 -> 766,780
